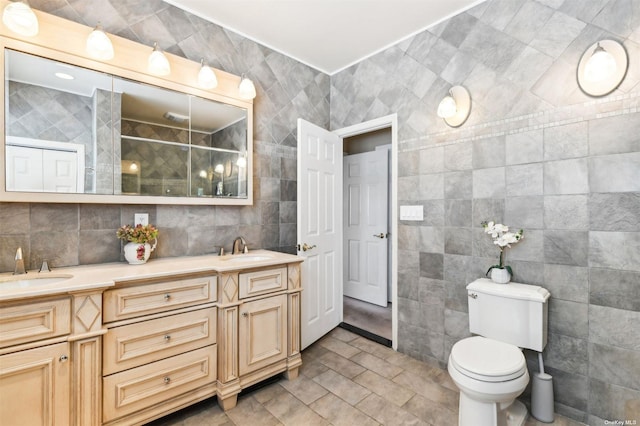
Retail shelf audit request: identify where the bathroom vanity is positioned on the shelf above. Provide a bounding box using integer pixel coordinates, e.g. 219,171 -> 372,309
0,250 -> 302,425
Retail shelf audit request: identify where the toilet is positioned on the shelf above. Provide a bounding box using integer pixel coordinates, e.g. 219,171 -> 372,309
448,278 -> 550,426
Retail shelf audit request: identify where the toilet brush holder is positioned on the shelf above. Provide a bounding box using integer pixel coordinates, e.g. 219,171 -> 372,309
531,372 -> 554,423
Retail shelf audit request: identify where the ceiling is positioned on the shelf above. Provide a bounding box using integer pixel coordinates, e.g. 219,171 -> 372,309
164,0 -> 484,75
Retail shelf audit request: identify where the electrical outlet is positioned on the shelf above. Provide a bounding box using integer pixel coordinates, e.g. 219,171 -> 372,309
134,213 -> 149,226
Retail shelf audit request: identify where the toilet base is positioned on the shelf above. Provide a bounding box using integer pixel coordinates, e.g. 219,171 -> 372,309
459,394 -> 528,426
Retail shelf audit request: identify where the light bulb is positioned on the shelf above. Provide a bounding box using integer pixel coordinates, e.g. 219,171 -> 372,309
214,164 -> 224,174
2,1 -> 39,36
199,170 -> 207,179
148,42 -> 170,76
238,75 -> 256,99
129,162 -> 138,171
584,43 -> 617,83
197,60 -> 218,89
86,24 -> 114,60
437,94 -> 457,118
236,155 -> 247,168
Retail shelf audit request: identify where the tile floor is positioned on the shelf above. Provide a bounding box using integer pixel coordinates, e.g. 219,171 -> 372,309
147,328 -> 585,426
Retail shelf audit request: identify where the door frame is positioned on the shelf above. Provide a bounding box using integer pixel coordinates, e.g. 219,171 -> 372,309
334,114 -> 398,350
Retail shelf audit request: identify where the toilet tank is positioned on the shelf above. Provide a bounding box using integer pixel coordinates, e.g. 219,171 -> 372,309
467,278 -> 550,352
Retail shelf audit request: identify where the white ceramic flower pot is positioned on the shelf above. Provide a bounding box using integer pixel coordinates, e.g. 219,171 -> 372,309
490,267 -> 511,284
123,239 -> 157,264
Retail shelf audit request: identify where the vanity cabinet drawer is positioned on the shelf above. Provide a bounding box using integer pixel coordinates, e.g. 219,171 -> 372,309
103,307 -> 216,375
102,345 -> 216,423
239,267 -> 287,299
0,298 -> 71,348
103,276 -> 217,323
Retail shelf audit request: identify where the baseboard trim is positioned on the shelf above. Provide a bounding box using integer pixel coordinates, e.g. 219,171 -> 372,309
339,322 -> 392,347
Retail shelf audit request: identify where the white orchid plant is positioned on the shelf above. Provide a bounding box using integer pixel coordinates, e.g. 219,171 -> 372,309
481,221 -> 524,277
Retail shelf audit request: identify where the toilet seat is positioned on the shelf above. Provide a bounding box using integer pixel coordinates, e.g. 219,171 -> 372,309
450,336 -> 526,382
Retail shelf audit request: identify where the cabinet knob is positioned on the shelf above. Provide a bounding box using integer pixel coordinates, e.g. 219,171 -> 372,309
163,376 -> 171,384
242,312 -> 248,317
164,293 -> 171,301
59,355 -> 69,362
164,334 -> 171,341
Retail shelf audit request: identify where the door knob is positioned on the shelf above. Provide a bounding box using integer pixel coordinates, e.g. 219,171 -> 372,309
373,233 -> 386,239
299,243 -> 317,252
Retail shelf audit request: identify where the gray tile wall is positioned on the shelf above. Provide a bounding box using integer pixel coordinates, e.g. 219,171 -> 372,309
0,0 -> 330,268
330,0 -> 640,423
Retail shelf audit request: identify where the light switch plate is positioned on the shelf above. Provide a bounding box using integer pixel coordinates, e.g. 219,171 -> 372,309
400,205 -> 424,221
134,213 -> 149,226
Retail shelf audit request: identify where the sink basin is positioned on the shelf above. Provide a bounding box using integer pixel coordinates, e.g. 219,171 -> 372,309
0,274 -> 73,289
223,255 -> 273,263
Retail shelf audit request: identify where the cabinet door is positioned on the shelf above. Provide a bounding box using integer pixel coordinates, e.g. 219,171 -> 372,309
0,342 -> 70,426
239,295 -> 287,376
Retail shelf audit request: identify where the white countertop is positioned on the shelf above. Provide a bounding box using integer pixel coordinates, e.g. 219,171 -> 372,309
0,250 -> 302,302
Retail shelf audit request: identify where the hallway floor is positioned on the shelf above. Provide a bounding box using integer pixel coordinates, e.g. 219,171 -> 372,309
343,296 -> 392,341
147,328 -> 584,426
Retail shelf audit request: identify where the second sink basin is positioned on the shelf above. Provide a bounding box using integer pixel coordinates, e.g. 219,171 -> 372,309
0,274 -> 73,289
222,255 -> 273,263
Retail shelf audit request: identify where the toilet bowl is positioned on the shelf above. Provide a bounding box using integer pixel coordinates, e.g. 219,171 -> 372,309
448,336 -> 529,426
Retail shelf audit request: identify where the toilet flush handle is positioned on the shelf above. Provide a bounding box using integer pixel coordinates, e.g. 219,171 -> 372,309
468,293 -> 478,299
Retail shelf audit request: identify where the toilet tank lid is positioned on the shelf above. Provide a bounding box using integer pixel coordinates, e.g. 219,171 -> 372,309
467,278 -> 550,303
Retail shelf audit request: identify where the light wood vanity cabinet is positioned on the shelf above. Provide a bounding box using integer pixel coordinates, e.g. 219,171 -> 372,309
0,251 -> 302,425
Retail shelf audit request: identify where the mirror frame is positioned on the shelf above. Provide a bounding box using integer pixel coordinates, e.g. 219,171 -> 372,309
0,0 -> 253,205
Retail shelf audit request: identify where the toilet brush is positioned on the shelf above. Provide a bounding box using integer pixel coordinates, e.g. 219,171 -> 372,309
531,352 -> 554,423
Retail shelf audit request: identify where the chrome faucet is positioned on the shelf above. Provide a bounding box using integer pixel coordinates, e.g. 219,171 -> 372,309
13,247 -> 26,275
231,237 -> 248,254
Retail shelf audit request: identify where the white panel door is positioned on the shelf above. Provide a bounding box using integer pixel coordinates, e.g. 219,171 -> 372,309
5,145 -> 44,192
343,150 -> 388,307
43,149 -> 78,193
297,118 -> 343,349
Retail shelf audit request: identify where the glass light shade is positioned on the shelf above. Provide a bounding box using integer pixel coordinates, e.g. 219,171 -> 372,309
2,1 -> 39,36
214,164 -> 224,174
86,25 -> 114,60
584,44 -> 617,83
197,62 -> 218,89
148,43 -> 170,76
236,155 -> 247,168
437,95 -> 457,118
198,170 -> 207,179
238,76 -> 256,99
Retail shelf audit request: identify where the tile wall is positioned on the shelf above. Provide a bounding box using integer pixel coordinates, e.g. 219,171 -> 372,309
330,0 -> 639,423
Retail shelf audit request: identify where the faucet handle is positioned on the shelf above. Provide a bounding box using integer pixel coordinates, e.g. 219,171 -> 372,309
15,247 -> 23,260
39,260 -> 51,273
243,245 -> 249,254
218,247 -> 225,256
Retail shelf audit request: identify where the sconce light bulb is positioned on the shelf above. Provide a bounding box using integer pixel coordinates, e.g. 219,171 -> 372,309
198,59 -> 218,89
129,162 -> 138,171
86,24 -> 114,60
236,155 -> 247,168
584,43 -> 617,83
2,1 -> 39,37
148,42 -> 171,76
238,75 -> 257,99
199,170 -> 207,179
437,94 -> 457,118
214,164 -> 224,174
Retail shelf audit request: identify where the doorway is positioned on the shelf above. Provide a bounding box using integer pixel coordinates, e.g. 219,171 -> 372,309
298,114 -> 398,351
341,129 -> 392,345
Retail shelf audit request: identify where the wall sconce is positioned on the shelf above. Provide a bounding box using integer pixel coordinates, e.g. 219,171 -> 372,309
197,59 -> 218,89
148,42 -> 170,76
437,85 -> 471,127
86,23 -> 114,60
238,74 -> 256,99
2,0 -> 38,36
577,39 -> 628,97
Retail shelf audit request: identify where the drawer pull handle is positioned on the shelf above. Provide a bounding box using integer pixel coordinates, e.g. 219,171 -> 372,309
164,334 -> 171,341
59,355 -> 69,362
164,294 -> 171,301
164,376 -> 171,384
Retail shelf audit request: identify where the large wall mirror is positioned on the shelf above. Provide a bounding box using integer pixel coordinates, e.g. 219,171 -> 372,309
1,6 -> 253,205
